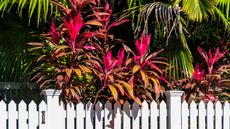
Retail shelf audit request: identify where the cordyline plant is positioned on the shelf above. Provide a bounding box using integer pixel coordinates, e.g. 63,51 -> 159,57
174,47 -> 228,103
29,0 -> 169,104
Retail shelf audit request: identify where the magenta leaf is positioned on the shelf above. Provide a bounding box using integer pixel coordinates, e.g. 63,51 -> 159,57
193,64 -> 205,81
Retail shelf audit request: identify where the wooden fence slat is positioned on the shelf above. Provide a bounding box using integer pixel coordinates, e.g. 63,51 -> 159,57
215,101 -> 222,129
141,101 -> 149,129
198,101 -> 206,129
223,101 -> 229,129
39,101 -> 47,129
159,101 -> 167,129
0,101 -> 7,129
182,101 -> 189,129
8,100 -> 17,129
114,102 -> 122,129
85,102 -> 94,129
95,101 -> 103,129
132,102 -> 140,129
207,101 -> 214,129
18,101 -> 28,129
190,101 -> 197,129
29,101 -> 38,129
66,103 -> 75,129
76,102 -> 84,129
104,101 -> 112,129
123,101 -> 131,129
150,101 -> 158,129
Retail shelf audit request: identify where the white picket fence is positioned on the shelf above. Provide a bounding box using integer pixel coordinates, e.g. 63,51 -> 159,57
0,90 -> 229,129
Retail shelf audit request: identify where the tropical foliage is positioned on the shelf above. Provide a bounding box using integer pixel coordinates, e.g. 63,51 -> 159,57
0,0 -> 229,102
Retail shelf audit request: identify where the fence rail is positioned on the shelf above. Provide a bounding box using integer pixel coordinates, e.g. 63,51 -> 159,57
0,90 -> 229,129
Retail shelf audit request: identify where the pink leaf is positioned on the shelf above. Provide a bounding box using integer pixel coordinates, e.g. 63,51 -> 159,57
84,45 -> 96,50
193,64 -> 205,81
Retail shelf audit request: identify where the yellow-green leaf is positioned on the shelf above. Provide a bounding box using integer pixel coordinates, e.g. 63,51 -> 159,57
141,70 -> 149,87
109,85 -> 118,100
121,81 -> 134,98
79,65 -> 92,73
85,20 -> 103,26
66,68 -> 72,78
133,65 -> 140,74
74,68 -> 82,78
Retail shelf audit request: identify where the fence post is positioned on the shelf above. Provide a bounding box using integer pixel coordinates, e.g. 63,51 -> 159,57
42,89 -> 64,129
165,90 -> 184,129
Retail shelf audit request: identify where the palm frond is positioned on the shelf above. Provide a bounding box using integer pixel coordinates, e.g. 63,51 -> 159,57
0,14 -> 35,82
0,0 -> 64,26
135,2 -> 194,79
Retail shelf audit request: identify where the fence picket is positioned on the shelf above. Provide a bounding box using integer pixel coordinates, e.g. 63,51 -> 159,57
66,103 -> 75,129
190,101 -> 197,129
114,102 -> 122,129
39,101 -> 47,129
207,101 -> 214,129
123,101 -> 131,129
132,102 -> 140,129
150,101 -> 158,129
223,101 -> 229,129
215,101 -> 222,129
141,101 -> 149,129
159,101 -> 167,129
85,102 -> 94,129
76,102 -> 84,129
95,101 -> 103,129
198,101 -> 205,129
104,101 -> 112,129
8,101 -> 17,129
182,101 -> 189,129
29,101 -> 38,129
18,101 -> 28,129
0,101 -> 7,129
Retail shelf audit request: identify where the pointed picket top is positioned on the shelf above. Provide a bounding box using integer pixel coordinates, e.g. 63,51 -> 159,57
150,100 -> 158,115
123,101 -> 131,117
223,101 -> 229,129
215,101 -> 222,129
19,100 -> 26,107
159,100 -> 167,110
114,102 -> 122,129
29,101 -> 37,111
76,101 -> 84,129
85,101 -> 94,129
182,101 -> 189,129
0,100 -> 6,108
150,100 -> 158,129
9,100 -> 16,106
39,100 -> 46,107
132,102 -> 140,118
104,101 -> 112,129
95,101 -> 103,129
141,100 -> 149,129
207,101 -> 214,129
207,101 -> 214,108
132,102 -> 141,129
8,100 -> 17,129
198,101 -> 206,129
95,101 -> 103,120
123,101 -> 131,129
0,100 -> 7,129
105,101 -> 112,110
114,102 -> 122,116
159,101 -> 167,129
190,101 -> 197,129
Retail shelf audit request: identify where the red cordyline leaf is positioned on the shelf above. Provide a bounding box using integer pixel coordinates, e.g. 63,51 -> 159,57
135,34 -> 151,58
50,22 -> 59,44
107,19 -> 129,31
68,0 -> 98,10
198,47 -> 209,65
103,50 -> 117,72
117,49 -> 125,65
193,64 -> 205,81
